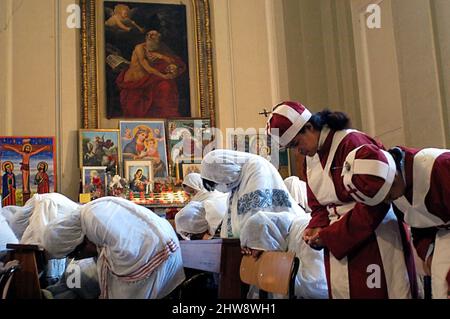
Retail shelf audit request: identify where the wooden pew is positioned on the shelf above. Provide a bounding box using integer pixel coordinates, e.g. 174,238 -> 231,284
5,243 -> 46,299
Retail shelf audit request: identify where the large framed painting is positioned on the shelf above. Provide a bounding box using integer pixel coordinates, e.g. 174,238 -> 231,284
80,0 -> 216,129
119,120 -> 169,179
79,129 -> 120,175
0,137 -> 56,206
167,118 -> 211,176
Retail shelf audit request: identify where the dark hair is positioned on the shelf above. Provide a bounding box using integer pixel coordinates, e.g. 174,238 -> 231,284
300,109 -> 351,133
202,178 -> 217,192
387,147 -> 404,171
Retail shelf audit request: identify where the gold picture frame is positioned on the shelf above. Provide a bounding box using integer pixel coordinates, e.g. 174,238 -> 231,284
80,0 -> 216,129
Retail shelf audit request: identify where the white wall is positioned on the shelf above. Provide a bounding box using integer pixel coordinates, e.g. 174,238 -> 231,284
0,0 -> 80,200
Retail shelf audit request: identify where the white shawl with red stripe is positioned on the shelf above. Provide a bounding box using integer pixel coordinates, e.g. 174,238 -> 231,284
43,196 -> 185,299
80,197 -> 185,299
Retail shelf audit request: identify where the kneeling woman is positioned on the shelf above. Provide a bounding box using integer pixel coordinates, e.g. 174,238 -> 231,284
42,196 -> 185,299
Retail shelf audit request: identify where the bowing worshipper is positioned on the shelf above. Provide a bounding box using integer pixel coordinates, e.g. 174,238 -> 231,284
42,196 -> 185,299
0,209 -> 18,260
181,172 -> 229,232
175,200 -> 225,240
1,193 -> 80,283
267,101 -> 417,299
284,176 -> 310,213
201,149 -> 305,239
240,211 -> 328,299
341,144 -> 450,299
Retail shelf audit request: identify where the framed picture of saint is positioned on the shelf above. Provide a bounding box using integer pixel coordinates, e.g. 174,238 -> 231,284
167,118 -> 211,176
82,166 -> 108,199
0,136 -> 56,206
79,129 -> 120,175
119,120 -> 169,179
103,1 -> 190,119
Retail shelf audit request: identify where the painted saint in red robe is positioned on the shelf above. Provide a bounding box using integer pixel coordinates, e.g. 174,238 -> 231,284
116,30 -> 186,118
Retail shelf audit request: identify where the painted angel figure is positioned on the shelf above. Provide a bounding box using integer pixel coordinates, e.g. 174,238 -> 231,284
105,4 -> 144,33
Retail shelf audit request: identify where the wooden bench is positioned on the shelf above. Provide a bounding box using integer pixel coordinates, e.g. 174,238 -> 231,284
5,243 -> 47,299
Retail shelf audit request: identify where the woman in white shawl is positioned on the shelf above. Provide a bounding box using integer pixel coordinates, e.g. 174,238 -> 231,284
180,173 -> 228,237
201,150 -> 304,238
0,209 -> 18,259
1,193 -> 80,281
240,211 -> 328,299
42,196 -> 185,299
175,200 -> 224,240
284,176 -> 310,213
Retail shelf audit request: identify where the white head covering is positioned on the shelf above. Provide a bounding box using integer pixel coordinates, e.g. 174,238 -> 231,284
175,201 -> 208,240
20,193 -> 81,246
175,198 -> 227,240
182,172 -> 212,202
201,150 -> 304,238
0,210 -> 19,252
44,196 -> 185,298
1,204 -> 34,240
284,176 -> 309,212
240,210 -> 328,299
240,211 -> 294,251
42,208 -> 84,259
182,173 -> 204,192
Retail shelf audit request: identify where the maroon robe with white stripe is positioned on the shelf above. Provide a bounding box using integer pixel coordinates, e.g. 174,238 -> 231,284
394,147 -> 450,258
393,146 -> 450,298
305,128 -> 417,299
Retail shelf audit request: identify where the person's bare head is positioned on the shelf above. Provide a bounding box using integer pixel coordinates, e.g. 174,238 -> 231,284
146,30 -> 161,51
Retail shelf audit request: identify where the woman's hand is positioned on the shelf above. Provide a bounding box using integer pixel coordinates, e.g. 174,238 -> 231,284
308,232 -> 325,250
303,227 -> 322,242
241,247 -> 263,259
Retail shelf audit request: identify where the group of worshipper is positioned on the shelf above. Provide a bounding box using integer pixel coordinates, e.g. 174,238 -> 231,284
1,100 -> 449,299
1,194 -> 184,299
264,100 -> 450,299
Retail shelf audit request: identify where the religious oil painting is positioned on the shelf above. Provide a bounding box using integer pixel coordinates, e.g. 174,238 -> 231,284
103,1 -> 190,119
119,120 -> 168,179
0,136 -> 56,206
176,161 -> 202,181
82,166 -> 108,200
79,129 -> 120,175
167,118 -> 212,176
124,160 -> 154,193
228,133 -> 291,179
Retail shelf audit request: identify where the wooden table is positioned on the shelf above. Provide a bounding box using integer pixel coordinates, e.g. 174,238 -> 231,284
179,238 -> 242,299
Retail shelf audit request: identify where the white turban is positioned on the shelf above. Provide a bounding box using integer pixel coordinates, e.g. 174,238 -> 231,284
240,211 -> 294,251
42,208 -> 84,259
284,176 -> 309,212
